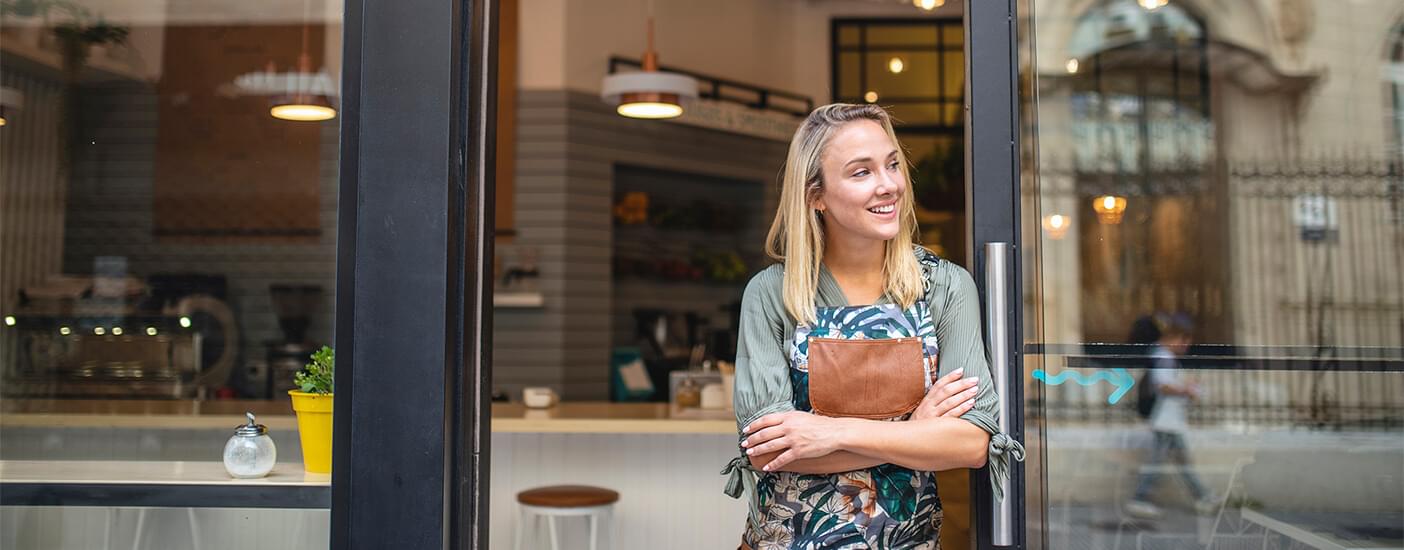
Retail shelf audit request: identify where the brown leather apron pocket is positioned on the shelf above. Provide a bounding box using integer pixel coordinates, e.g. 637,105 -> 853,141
807,337 -> 926,419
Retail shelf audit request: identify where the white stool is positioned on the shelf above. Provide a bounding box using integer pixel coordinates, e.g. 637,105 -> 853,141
514,485 -> 618,550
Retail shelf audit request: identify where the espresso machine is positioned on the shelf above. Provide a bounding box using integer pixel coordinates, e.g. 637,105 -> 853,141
3,273 -> 237,399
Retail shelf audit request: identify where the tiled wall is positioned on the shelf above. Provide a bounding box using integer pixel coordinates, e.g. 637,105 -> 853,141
0,72 -> 68,372
498,90 -> 788,399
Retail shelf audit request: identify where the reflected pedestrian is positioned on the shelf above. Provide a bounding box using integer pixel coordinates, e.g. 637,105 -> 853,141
1125,313 -> 1216,519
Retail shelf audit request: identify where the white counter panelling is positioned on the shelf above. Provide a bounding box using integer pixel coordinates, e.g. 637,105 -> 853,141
488,432 -> 747,550
2,431 -> 748,550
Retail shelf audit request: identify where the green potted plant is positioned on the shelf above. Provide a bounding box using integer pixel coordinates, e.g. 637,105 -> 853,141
289,346 -> 334,473
52,19 -> 128,78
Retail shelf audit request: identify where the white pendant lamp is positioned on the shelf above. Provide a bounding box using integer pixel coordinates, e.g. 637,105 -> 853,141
270,0 -> 336,121
229,0 -> 336,121
600,8 -> 697,120
269,53 -> 337,122
233,59 -> 337,121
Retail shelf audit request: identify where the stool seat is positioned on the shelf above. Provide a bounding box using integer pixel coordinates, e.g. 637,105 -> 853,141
516,485 -> 619,508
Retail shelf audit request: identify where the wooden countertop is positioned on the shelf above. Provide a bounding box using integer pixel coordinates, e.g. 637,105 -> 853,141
0,460 -> 329,486
492,402 -> 735,434
1,400 -> 737,435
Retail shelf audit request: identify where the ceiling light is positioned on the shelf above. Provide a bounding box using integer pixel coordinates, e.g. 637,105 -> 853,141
1042,214 -> 1070,239
864,91 -> 879,103
601,15 -> 698,120
888,57 -> 905,74
1065,58 -> 1080,74
1093,195 -> 1128,225
271,94 -> 337,121
270,0 -> 337,123
233,0 -> 338,122
913,0 -> 945,11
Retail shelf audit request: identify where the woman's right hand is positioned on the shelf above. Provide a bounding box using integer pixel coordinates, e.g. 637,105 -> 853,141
910,368 -> 979,421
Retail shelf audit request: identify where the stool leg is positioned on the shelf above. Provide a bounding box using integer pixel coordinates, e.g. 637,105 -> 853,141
605,508 -> 614,550
103,508 -> 115,550
547,516 -> 561,550
514,508 -> 525,550
187,509 -> 202,550
130,509 -> 147,550
588,513 -> 599,550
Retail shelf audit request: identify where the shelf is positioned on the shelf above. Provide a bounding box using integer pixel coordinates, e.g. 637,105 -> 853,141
0,33 -> 147,84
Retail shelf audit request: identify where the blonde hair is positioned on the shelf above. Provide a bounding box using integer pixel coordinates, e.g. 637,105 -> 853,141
764,103 -> 925,325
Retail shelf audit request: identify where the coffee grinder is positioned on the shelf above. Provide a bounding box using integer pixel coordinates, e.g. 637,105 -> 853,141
266,284 -> 322,398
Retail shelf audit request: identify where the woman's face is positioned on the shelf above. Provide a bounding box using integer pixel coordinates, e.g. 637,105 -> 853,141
813,120 -> 905,244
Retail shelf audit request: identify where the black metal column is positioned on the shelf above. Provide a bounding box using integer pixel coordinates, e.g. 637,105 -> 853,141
966,0 -> 1026,548
332,0 -> 495,547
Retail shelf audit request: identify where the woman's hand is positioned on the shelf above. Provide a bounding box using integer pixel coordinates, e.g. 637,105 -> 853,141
741,411 -> 850,471
910,368 -> 979,421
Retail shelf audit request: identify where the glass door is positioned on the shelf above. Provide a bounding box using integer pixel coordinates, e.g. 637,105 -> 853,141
1011,1 -> 1404,550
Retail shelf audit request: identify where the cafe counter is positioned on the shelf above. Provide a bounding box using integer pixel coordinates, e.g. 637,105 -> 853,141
0,399 -> 748,550
0,400 -> 737,434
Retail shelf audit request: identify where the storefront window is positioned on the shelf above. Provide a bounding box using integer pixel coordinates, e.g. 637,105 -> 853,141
1,0 -> 340,545
1023,0 -> 1404,548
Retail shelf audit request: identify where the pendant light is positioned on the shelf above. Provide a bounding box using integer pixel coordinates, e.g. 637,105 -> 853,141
1042,214 -> 1071,239
600,1 -> 697,119
0,86 -> 24,127
270,0 -> 336,121
1093,195 -> 1128,225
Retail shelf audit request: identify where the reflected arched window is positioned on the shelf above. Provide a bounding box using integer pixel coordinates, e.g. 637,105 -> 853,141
1066,1 -> 1211,194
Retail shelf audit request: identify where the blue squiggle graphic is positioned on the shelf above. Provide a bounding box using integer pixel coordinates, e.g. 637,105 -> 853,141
1032,368 -> 1134,404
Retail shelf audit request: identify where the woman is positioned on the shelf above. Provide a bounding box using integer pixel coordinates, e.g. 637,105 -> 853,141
722,103 -> 1023,549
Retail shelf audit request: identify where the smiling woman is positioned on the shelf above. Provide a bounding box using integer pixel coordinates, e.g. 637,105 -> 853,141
724,104 -> 1024,550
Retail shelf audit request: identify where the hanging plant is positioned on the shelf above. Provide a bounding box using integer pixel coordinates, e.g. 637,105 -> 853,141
53,19 -> 128,78
0,1 -> 130,77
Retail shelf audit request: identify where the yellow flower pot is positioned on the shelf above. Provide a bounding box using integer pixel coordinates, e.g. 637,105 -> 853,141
288,390 -> 334,473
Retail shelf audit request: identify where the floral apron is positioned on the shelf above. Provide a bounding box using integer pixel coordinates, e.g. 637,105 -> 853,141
741,300 -> 943,550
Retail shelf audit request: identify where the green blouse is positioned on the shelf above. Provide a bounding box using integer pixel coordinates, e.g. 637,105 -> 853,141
725,246 -> 1024,499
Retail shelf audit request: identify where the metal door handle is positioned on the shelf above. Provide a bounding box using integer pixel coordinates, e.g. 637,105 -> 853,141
984,242 -> 1013,546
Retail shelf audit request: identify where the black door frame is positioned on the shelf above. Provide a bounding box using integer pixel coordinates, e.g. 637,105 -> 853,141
331,0 -> 496,547
966,0 -> 1026,549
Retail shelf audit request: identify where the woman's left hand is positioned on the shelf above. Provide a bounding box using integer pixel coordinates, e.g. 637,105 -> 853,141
741,411 -> 848,471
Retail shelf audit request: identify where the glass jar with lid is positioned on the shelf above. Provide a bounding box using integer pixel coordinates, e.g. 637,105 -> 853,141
223,412 -> 277,478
